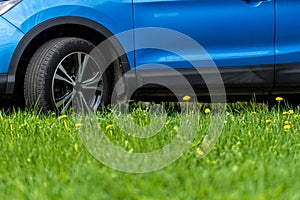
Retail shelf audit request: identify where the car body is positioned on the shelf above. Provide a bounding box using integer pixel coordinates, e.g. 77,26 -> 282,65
0,0 -> 299,112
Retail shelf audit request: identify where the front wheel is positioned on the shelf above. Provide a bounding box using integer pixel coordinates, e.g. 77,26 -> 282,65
24,37 -> 111,113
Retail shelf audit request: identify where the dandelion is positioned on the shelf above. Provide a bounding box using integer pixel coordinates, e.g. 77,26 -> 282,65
106,124 -> 113,129
284,124 -> 291,132
208,161 -> 217,165
196,149 -> 205,156
204,108 -> 211,114
75,122 -> 83,128
59,115 -> 67,120
252,112 -> 257,115
288,110 -> 294,114
284,121 -> 289,125
182,95 -> 191,101
283,111 -> 288,115
276,97 -> 283,121
266,119 -> 272,123
183,95 -> 191,115
284,124 -> 291,130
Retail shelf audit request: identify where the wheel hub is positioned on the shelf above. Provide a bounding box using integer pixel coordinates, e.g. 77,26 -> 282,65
74,82 -> 83,92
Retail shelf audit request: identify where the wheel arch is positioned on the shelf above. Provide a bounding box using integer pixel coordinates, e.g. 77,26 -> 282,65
7,16 -> 130,96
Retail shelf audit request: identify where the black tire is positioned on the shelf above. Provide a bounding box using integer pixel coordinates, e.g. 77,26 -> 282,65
24,37 -> 112,113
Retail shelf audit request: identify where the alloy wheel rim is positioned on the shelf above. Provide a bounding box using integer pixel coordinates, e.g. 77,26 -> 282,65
51,52 -> 103,113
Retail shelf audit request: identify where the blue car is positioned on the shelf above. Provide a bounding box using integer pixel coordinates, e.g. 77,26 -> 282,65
0,0 -> 298,112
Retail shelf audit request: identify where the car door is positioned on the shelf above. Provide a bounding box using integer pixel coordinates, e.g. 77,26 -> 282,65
133,0 -> 275,89
275,0 -> 300,89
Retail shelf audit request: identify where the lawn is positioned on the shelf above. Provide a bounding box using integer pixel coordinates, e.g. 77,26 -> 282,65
0,100 -> 300,199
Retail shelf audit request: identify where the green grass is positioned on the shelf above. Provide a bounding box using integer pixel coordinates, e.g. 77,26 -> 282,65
1,101 -> 300,199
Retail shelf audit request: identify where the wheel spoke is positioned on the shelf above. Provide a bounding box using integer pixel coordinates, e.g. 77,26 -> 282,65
77,53 -> 90,82
77,52 -> 83,81
54,74 -> 74,86
82,72 -> 102,88
81,84 -> 103,92
91,96 -> 102,112
96,84 -> 103,92
77,52 -> 82,68
57,64 -> 76,86
78,92 -> 92,114
55,90 -> 75,111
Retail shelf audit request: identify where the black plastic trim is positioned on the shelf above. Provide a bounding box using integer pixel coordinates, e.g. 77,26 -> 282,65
6,16 -> 130,94
0,74 -> 7,95
134,65 -> 274,96
275,62 -> 300,87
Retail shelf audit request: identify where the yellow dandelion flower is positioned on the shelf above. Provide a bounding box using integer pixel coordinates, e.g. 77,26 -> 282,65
75,122 -> 83,128
197,149 -> 205,156
276,97 -> 283,101
284,124 -> 291,130
204,108 -> 211,114
106,124 -> 113,129
266,119 -> 272,123
208,161 -> 217,165
282,111 -> 288,115
182,95 -> 191,101
284,121 -> 289,125
252,112 -> 257,115
59,115 -> 67,119
288,110 -> 294,114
